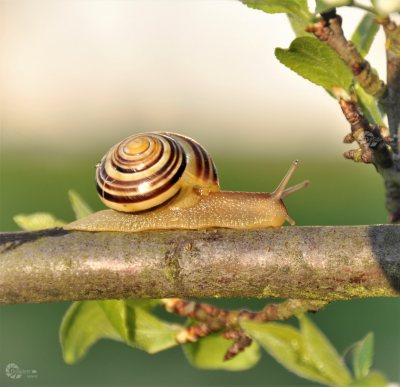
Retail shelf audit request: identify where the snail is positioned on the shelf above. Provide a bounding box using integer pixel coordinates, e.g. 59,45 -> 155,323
66,132 -> 309,232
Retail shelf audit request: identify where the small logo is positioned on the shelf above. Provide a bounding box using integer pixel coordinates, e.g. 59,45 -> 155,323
5,363 -> 22,379
5,363 -> 38,379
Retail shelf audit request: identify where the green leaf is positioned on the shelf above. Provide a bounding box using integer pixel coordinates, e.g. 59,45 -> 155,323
98,300 -> 131,341
349,371 -> 387,387
350,333 -> 374,379
183,332 -> 261,371
241,321 -> 332,384
351,14 -> 380,57
275,37 -> 353,91
68,190 -> 93,219
60,301 -> 122,364
354,83 -> 385,126
242,0 -> 312,37
60,299 -> 180,364
98,299 -> 163,343
14,213 -> 66,231
316,0 -> 352,14
299,314 -> 352,386
241,0 -> 311,20
126,304 -> 181,353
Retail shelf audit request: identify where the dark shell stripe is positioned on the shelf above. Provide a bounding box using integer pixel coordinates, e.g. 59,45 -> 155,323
211,157 -> 218,181
196,140 -> 217,183
198,142 -> 210,181
108,189 -> 183,214
171,133 -> 218,185
184,135 -> 203,177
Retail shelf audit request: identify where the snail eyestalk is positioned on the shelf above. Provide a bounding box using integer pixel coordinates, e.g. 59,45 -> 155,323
281,180 -> 310,199
272,160 -> 307,200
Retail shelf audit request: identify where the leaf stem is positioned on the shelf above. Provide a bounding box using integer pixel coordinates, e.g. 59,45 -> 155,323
352,1 -> 381,16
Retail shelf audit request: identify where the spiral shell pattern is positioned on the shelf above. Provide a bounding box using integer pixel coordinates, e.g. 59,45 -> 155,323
96,132 -> 219,212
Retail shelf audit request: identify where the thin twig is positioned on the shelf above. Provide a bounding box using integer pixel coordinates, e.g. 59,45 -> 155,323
307,11 -> 386,97
164,298 -> 327,360
335,93 -> 392,167
222,329 -> 253,361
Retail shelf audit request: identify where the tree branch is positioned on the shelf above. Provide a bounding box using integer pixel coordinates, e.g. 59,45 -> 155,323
0,226 -> 399,304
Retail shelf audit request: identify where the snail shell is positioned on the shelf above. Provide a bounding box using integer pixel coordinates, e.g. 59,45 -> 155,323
96,132 -> 220,213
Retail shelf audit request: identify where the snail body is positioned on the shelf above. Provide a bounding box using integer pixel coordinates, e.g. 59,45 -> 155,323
66,132 -> 309,232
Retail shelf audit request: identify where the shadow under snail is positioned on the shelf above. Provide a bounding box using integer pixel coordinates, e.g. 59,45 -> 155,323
66,132 -> 309,232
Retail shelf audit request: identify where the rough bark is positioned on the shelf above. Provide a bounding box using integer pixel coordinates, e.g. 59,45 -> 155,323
0,226 -> 399,304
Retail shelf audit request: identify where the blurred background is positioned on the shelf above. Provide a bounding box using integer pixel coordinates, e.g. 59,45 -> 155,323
0,0 -> 399,386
